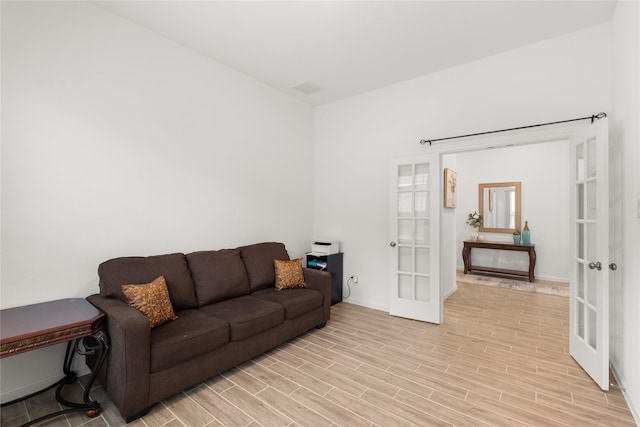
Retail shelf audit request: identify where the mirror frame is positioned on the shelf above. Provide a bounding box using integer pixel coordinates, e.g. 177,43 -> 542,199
478,181 -> 521,233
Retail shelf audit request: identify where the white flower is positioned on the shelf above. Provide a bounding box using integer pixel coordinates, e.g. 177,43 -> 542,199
466,211 -> 483,228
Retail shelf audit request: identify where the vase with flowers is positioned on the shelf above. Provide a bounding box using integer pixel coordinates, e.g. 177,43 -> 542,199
466,211 -> 482,241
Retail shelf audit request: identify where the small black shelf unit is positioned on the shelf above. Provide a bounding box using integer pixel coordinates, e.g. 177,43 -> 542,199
305,252 -> 343,305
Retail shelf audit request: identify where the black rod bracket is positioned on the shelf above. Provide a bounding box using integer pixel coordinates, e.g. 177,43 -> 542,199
591,112 -> 607,123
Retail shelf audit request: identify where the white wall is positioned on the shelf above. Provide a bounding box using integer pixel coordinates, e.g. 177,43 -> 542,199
455,141 -> 570,282
3,2 -> 636,420
314,24 -> 611,311
610,0 -> 640,420
1,2 -> 314,400
441,154 -> 457,299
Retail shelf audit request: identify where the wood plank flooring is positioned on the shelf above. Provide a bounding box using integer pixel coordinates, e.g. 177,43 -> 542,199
1,282 -> 635,426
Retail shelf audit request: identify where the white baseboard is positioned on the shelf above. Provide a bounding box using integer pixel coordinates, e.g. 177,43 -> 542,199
534,274 -> 569,284
341,282 -> 457,314
443,283 -> 457,299
0,354 -> 90,404
1,372 -> 62,403
339,297 -> 388,312
611,364 -> 640,425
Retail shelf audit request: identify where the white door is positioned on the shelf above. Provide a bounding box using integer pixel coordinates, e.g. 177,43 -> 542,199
389,155 -> 441,324
569,117 -> 610,390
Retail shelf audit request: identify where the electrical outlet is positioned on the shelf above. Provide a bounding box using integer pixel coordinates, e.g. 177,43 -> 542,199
352,275 -> 359,284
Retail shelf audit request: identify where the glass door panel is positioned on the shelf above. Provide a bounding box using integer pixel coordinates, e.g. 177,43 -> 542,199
577,183 -> 584,219
414,163 -> 429,190
414,192 -> 428,217
587,181 -> 597,219
398,274 -> 412,299
415,276 -> 430,302
398,165 -> 413,189
415,247 -> 430,274
398,193 -> 412,217
398,247 -> 412,272
414,219 -> 430,245
398,219 -> 412,244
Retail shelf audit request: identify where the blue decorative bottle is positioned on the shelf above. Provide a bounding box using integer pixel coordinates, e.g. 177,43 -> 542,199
522,221 -> 531,245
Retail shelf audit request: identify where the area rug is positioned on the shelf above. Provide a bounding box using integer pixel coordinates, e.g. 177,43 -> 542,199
456,271 -> 569,297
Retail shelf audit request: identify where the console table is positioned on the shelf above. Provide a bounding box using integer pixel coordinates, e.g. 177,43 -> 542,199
0,298 -> 110,426
462,240 -> 536,282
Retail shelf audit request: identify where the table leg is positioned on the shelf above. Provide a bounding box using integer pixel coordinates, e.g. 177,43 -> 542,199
55,331 -> 110,417
462,246 -> 471,274
1,331 -> 110,427
529,247 -> 537,282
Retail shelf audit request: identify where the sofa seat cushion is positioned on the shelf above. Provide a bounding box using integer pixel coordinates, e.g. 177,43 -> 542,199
186,249 -> 251,306
150,309 -> 229,373
199,295 -> 284,342
251,288 -> 323,320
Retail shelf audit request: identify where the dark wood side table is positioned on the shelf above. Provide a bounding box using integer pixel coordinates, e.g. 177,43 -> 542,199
462,240 -> 536,282
0,298 -> 110,426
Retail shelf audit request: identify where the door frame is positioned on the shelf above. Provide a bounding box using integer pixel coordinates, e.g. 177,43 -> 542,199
424,119 -> 612,389
423,122 -> 591,290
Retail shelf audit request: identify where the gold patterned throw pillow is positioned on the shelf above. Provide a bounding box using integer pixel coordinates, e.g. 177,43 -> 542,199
274,258 -> 306,291
121,276 -> 177,328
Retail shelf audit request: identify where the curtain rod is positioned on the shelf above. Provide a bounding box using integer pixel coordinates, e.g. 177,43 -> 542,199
419,112 -> 607,146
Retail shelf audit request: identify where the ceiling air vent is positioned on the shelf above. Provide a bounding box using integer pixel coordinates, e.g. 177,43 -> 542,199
293,81 -> 324,95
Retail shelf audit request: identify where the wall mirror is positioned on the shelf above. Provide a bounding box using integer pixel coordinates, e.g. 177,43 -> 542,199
478,182 -> 521,233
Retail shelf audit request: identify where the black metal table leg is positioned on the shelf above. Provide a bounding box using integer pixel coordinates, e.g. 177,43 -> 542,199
55,331 -> 110,416
1,331 -> 110,427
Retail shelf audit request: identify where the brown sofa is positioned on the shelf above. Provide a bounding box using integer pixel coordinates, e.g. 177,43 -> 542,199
86,242 -> 331,421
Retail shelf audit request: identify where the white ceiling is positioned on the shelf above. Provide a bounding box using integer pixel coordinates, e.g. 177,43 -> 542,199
96,1 -> 617,106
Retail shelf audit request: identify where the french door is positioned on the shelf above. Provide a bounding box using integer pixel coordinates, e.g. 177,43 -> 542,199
569,117 -> 610,390
389,155 -> 441,324
385,118 -> 611,387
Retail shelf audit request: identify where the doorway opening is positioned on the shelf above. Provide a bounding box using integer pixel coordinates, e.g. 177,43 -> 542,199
430,118 -> 611,391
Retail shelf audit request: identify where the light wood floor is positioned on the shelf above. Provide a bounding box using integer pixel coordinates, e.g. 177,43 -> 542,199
1,282 -> 636,426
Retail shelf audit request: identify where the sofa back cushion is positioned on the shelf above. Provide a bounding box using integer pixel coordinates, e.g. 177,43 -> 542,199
98,253 -> 197,310
186,249 -> 251,306
239,242 -> 290,291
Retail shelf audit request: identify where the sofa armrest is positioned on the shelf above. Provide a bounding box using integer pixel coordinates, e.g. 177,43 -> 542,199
303,268 -> 331,322
86,294 -> 151,418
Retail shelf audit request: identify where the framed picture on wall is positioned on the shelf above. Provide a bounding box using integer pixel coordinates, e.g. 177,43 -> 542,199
444,168 -> 457,208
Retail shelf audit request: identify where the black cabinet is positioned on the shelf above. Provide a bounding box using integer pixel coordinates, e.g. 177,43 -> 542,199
306,253 -> 343,305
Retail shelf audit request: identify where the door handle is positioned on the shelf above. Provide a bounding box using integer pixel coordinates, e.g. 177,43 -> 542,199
588,261 -> 602,270
390,241 -> 397,247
